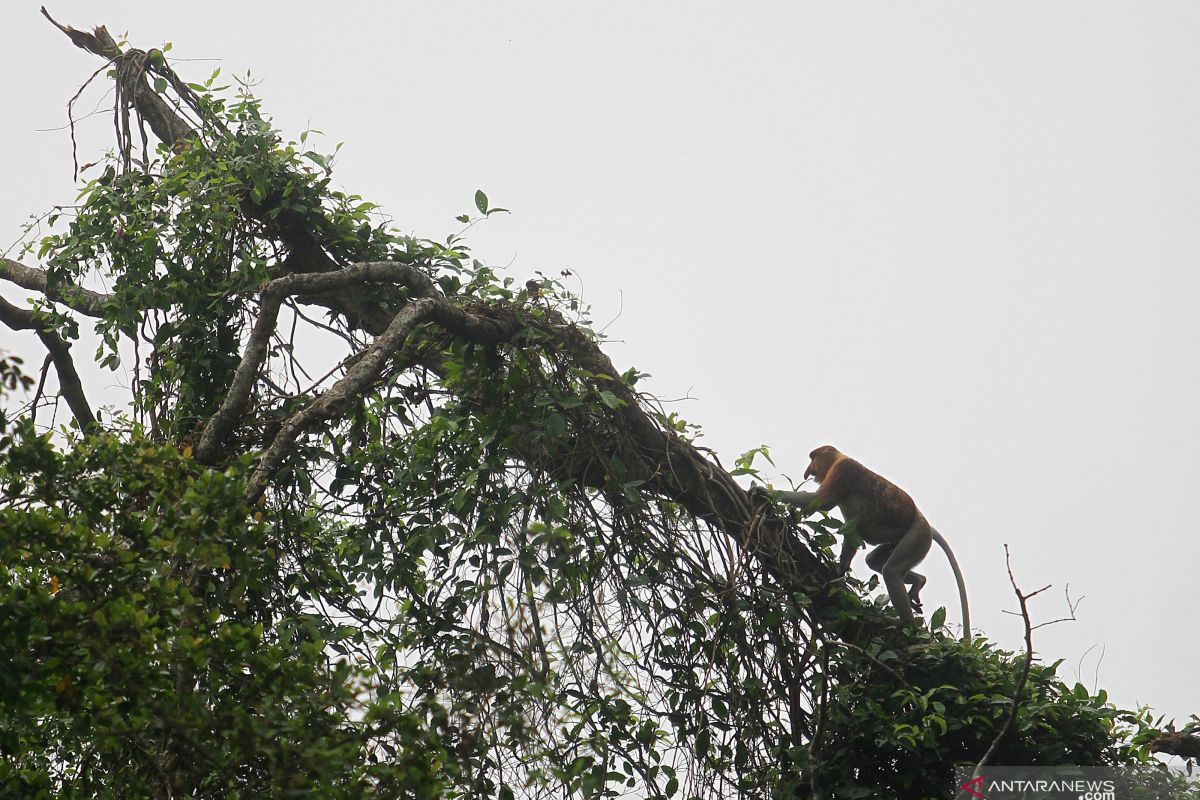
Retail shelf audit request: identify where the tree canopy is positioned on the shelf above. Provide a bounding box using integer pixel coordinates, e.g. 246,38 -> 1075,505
0,16 -> 1195,799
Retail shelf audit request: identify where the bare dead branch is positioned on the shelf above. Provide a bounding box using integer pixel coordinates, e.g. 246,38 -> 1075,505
44,7 -> 198,150
0,259 -> 109,317
0,296 -> 96,430
973,545 -> 1038,776
40,7 -> 114,58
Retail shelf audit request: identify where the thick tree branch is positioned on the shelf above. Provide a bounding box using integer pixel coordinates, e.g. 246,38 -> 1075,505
0,296 -> 96,430
0,259 -> 109,318
242,277 -> 827,595
286,261 -> 440,296
1149,731 -> 1200,760
194,293 -> 285,465
245,296 -> 521,499
197,262 -> 441,465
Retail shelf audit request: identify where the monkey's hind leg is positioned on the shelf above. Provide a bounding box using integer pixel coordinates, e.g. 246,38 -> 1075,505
865,544 -> 923,615
877,523 -> 932,626
872,544 -> 928,610
906,571 -> 927,612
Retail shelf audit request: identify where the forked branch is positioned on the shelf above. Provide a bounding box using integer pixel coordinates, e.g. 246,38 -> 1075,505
0,296 -> 95,430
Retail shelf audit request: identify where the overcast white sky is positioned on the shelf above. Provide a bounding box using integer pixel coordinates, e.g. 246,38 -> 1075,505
5,3 -> 1198,730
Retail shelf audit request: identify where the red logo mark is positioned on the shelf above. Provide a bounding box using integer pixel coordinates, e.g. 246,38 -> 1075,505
959,775 -> 986,799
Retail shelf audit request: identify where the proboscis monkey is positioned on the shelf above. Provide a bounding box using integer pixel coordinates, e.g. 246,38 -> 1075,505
759,446 -> 971,641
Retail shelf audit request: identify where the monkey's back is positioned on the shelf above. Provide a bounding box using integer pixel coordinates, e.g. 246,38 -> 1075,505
829,457 -> 918,543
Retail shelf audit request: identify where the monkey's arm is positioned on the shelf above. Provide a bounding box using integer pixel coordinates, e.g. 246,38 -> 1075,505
837,533 -> 859,575
753,485 -> 857,574
768,489 -> 837,513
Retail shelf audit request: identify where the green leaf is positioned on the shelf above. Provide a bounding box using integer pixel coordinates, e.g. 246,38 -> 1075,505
598,390 -> 623,409
930,606 -> 946,630
474,189 -> 489,214
712,697 -> 728,719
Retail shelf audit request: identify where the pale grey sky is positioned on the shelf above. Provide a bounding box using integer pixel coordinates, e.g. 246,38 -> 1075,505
5,3 -> 1198,728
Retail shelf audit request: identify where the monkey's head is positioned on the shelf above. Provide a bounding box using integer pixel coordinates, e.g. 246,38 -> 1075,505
804,445 -> 842,482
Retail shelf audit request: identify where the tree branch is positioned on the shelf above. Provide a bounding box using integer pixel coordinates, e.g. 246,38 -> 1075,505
1149,731 -> 1200,760
973,545 -> 1043,777
238,271 -> 829,597
40,7 -> 118,59
0,296 -> 96,430
42,7 -> 198,147
194,293 -> 285,465
245,296 -> 520,499
0,259 -> 109,318
196,262 -> 443,465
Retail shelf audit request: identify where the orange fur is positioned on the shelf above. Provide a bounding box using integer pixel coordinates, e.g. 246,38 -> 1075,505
806,446 -> 918,546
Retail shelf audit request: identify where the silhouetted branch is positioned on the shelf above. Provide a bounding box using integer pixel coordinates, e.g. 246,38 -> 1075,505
1150,731 -> 1200,760
245,295 -> 521,499
0,296 -> 95,430
0,259 -> 109,318
973,545 -> 1053,777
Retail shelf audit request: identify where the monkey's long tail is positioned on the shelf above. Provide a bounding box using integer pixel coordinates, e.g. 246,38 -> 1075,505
930,528 -> 972,643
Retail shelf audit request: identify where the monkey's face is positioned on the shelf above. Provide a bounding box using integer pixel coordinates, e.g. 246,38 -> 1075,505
804,445 -> 841,482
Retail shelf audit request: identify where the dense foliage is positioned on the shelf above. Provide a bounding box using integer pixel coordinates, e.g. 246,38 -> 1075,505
0,23 -> 1194,799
